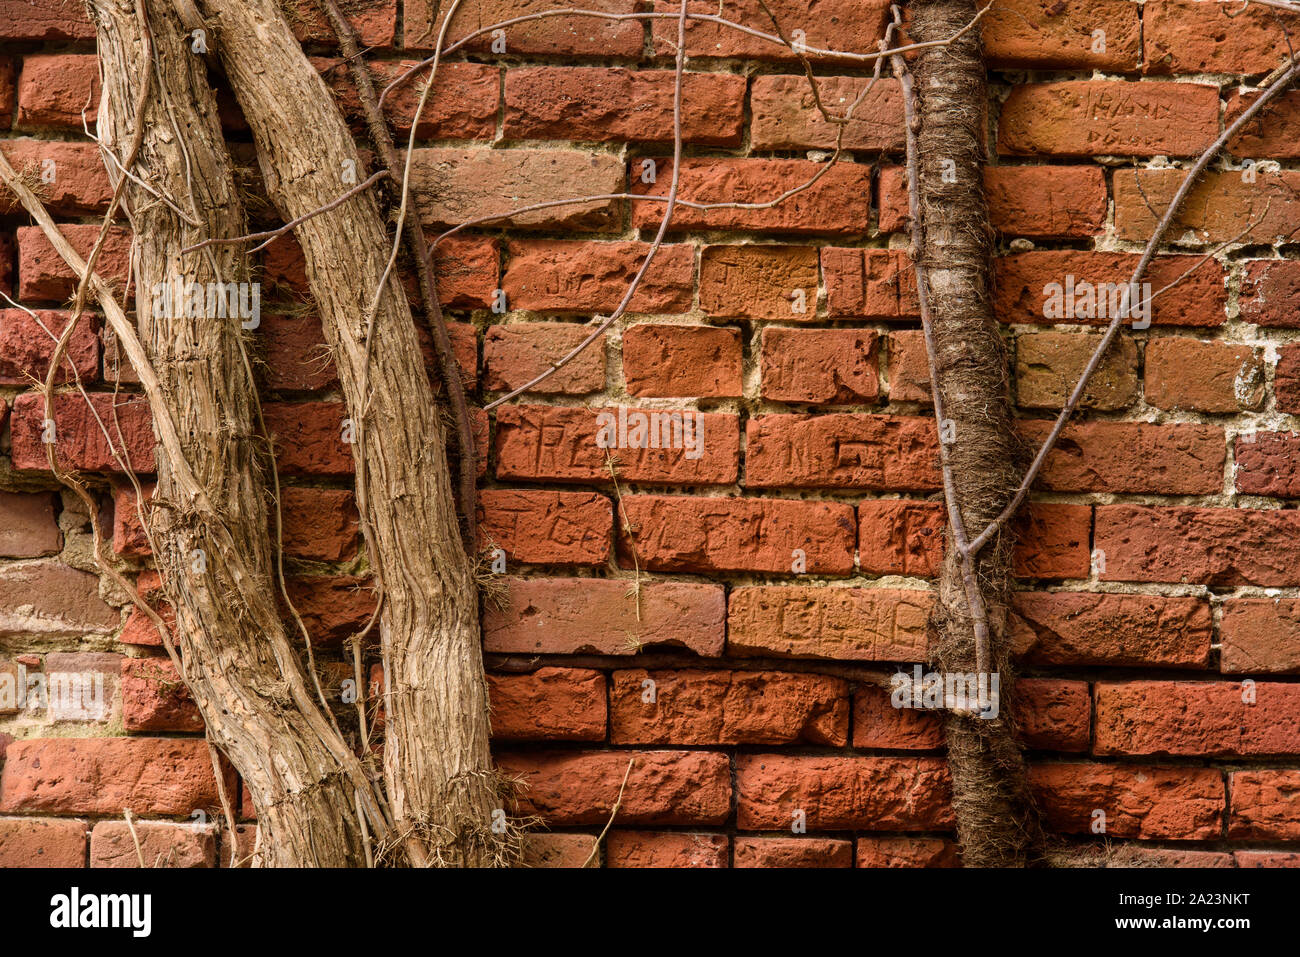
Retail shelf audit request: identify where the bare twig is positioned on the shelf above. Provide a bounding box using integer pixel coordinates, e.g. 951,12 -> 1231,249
582,757 -> 634,868
179,169 -> 389,255
967,56 -> 1300,557
123,808 -> 147,867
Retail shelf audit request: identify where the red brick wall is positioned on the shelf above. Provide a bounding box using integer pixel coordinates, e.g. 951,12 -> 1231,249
1,0 -> 1298,868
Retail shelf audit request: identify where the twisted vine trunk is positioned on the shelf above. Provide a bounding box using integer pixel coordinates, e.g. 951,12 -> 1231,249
910,0 -> 1047,867
90,0 -> 385,866
193,0 -> 510,867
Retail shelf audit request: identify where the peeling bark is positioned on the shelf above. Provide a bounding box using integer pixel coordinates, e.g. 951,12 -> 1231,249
192,0 -> 510,866
90,0 -> 385,866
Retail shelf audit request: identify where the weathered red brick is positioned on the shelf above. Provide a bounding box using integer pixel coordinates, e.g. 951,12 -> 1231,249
1010,592 -> 1213,669
1234,431 -> 1300,498
606,830 -> 728,868
498,750 -> 731,826
41,651 -> 120,724
262,402 -> 353,476
619,495 -> 856,575
1146,338 -> 1265,413
996,251 -> 1227,327
0,737 -> 228,816
522,832 -> 594,867
484,323 -> 606,397
1015,331 -> 1138,411
856,836 -> 959,867
630,158 -> 872,234
482,577 -> 725,656
1096,505 -> 1300,586
0,491 -> 61,558
505,67 -> 745,145
852,683 -> 943,750
0,0 -> 93,40
854,675 -> 1087,752
857,500 -> 945,578
0,232 -> 12,297
760,327 -> 879,405
746,414 -> 939,491
1030,763 -> 1224,839
487,668 -> 606,741
983,0 -> 1141,71
1,140 -> 111,215
118,570 -> 171,648
1240,259 -> 1300,327
999,81 -> 1218,157
266,234 -> 498,310
1226,90 -> 1300,161
925,151 -> 1120,231
1095,681 -> 1300,757
1018,420 -> 1225,495
16,54 -> 99,127
122,657 -> 203,733
411,148 -> 625,230
700,244 -> 819,320
886,329 -> 930,403
1018,678 -> 1091,752
252,316 -> 335,392
0,817 -> 86,867
622,323 -> 742,398
284,576 -> 376,645
18,224 -> 131,301
1115,169 -> 1300,244
503,240 -> 694,315
648,0 -> 891,61
876,165 -> 907,234
610,669 -> 849,746
0,57 -> 11,126
1144,0 -> 1298,75
1229,770 -> 1300,839
728,586 -> 932,661
985,166 -> 1108,238
494,405 -> 738,485
291,0 -> 395,46
734,836 -> 852,868
750,76 -> 903,151
478,488 -> 611,566
735,755 -> 953,830
857,499 -> 1091,580
10,392 -> 154,473
408,0 -> 643,56
90,820 -> 216,868
822,248 -> 919,319
1235,850 -> 1300,867
1277,349 -> 1300,413
1220,598 -> 1300,673
317,58 -> 496,139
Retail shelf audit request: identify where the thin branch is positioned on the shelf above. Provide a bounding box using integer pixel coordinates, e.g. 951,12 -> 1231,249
123,808 -> 147,867
179,169 -> 389,255
582,757 -> 634,868
967,55 -> 1300,557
